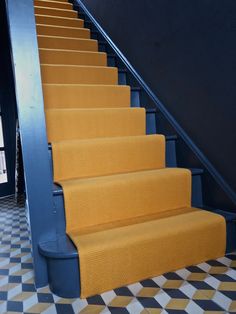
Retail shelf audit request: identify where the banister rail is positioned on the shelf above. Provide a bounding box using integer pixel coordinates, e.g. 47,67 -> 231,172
5,0 -> 56,287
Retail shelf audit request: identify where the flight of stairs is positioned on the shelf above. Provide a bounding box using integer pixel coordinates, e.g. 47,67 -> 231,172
35,0 -> 226,298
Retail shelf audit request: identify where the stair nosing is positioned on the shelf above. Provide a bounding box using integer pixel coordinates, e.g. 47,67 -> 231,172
35,14 -> 84,22
39,47 -> 105,55
36,24 -> 90,32
37,34 -> 97,42
34,6 -> 76,13
35,0 -> 73,4
40,64 -> 117,71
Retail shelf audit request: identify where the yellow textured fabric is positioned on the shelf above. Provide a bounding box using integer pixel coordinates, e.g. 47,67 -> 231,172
35,1 -> 226,299
39,49 -> 107,66
60,168 -> 189,232
44,0 -> 68,2
53,135 -> 164,181
36,25 -> 90,39
35,15 -> 84,28
41,64 -> 118,84
72,207 -> 198,236
70,209 -> 225,297
46,108 -> 145,142
34,0 -> 73,10
37,35 -> 98,51
43,84 -> 129,108
34,6 -> 77,18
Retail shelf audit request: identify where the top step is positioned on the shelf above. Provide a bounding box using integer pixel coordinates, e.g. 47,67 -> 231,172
34,0 -> 73,10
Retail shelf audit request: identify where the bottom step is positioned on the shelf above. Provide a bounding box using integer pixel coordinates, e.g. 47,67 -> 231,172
39,208 -> 226,298
70,208 -> 225,298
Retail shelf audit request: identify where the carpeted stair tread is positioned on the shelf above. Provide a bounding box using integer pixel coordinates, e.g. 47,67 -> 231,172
35,15 -> 84,28
37,35 -> 98,51
70,208 -> 225,297
52,132 -> 165,182
36,24 -> 90,39
41,64 -> 118,84
46,107 -> 145,142
43,84 -> 129,108
60,168 -> 190,232
34,0 -> 73,10
34,6 -> 78,18
52,134 -> 164,181
39,49 -> 107,66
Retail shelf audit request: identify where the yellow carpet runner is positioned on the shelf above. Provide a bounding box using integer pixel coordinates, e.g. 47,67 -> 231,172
35,0 -> 226,298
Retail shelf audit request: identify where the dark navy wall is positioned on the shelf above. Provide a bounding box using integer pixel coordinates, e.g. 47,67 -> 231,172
82,0 -> 236,195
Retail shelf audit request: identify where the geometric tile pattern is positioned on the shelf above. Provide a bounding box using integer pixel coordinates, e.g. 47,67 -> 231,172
0,195 -> 235,313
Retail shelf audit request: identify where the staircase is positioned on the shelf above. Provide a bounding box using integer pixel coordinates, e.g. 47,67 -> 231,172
5,0 -> 233,299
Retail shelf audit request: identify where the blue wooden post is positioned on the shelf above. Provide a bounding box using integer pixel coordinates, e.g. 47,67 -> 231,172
5,0 -> 56,287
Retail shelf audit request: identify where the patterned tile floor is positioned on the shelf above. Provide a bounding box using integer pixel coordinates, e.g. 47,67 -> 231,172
0,196 -> 236,313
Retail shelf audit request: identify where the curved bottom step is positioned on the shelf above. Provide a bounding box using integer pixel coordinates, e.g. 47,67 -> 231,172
39,236 -> 80,298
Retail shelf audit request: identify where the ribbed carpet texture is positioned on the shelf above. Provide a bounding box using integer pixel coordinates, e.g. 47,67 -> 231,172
35,0 -> 226,298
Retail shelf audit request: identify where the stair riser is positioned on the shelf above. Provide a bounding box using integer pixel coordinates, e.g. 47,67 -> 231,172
166,139 -> 177,167
34,7 -> 78,19
41,65 -> 118,85
34,0 -> 73,10
37,36 -> 98,51
98,41 -> 110,53
84,20 -> 97,31
46,108 -> 145,143
35,15 -> 84,28
49,136 -> 176,185
118,71 -> 127,85
107,55 -> 116,67
42,83 -> 140,108
192,174 -> 203,207
131,89 -> 141,107
43,85 -> 130,109
52,135 -> 164,182
146,111 -> 156,134
61,169 -> 191,231
91,31 -> 104,41
52,177 -> 204,240
78,12 -> 90,22
49,141 -> 177,184
39,49 -> 107,66
36,25 -> 90,39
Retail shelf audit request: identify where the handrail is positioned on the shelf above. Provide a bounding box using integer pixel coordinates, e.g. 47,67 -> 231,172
5,0 -> 56,287
76,0 -> 236,205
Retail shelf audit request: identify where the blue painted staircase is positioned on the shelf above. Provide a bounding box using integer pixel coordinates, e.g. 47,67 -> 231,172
4,0 -> 236,298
